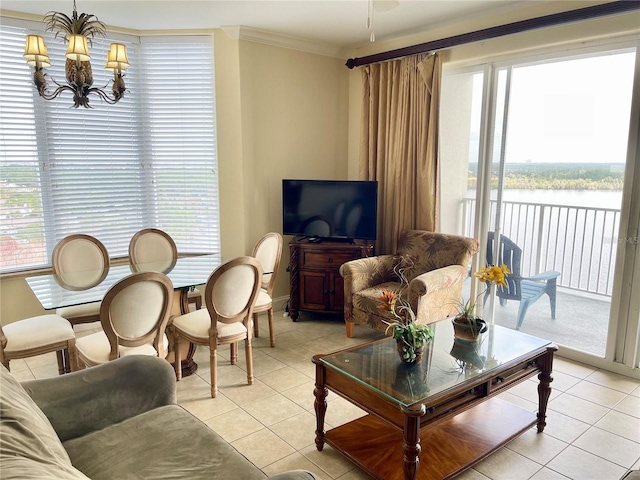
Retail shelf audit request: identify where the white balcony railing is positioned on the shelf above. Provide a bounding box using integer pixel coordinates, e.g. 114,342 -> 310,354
462,198 -> 621,297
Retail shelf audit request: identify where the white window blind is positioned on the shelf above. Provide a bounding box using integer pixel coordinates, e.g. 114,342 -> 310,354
0,21 -> 219,273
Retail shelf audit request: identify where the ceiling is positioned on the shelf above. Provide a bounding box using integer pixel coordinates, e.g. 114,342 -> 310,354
1,0 -> 547,50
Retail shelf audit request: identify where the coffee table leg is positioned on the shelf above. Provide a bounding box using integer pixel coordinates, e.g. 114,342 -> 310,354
402,404 -> 426,480
537,347 -> 556,432
314,361 -> 328,451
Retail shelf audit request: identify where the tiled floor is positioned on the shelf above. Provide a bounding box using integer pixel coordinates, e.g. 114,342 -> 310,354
9,311 -> 640,480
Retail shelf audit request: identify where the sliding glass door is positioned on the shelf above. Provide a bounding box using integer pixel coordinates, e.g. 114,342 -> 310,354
441,41 -> 640,369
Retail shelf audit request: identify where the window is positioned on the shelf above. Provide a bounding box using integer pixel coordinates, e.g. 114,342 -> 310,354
0,20 -> 219,273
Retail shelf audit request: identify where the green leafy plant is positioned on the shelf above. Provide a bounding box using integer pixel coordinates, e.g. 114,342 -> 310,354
379,255 -> 434,363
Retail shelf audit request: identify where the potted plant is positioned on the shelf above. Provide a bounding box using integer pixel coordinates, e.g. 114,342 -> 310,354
379,255 -> 435,364
452,264 -> 510,341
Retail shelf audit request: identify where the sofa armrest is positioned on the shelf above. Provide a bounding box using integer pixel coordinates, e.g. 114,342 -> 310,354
21,356 -> 177,442
408,265 -> 469,323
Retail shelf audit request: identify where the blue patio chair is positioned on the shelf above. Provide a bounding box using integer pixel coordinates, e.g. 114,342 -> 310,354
485,232 -> 560,330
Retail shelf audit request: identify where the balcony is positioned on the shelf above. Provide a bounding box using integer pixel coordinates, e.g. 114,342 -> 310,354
461,197 -> 618,357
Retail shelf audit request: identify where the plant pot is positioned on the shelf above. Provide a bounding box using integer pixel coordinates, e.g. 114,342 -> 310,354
452,317 -> 487,342
396,339 -> 424,364
450,337 -> 485,369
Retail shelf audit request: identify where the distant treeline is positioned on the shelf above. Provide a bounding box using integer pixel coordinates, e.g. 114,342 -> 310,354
467,163 -> 625,190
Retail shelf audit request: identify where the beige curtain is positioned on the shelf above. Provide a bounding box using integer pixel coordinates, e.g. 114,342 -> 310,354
360,52 -> 442,254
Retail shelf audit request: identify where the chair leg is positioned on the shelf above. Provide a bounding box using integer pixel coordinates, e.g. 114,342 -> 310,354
174,332 -> 182,381
244,336 -> 253,386
56,350 -> 66,375
67,338 -> 78,373
516,300 -> 533,330
253,312 -> 260,338
547,279 -> 557,319
267,307 -> 275,348
230,342 -> 238,364
210,337 -> 218,398
345,322 -> 355,338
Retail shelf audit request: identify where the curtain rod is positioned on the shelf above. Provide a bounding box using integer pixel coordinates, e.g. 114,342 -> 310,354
345,0 -> 640,69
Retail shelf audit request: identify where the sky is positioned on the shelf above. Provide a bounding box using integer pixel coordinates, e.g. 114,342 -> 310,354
470,49 -> 636,164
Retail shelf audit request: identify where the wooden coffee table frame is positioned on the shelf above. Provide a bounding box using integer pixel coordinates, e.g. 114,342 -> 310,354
313,338 -> 557,480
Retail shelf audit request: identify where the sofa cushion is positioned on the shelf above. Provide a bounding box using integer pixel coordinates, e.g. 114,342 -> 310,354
63,404 -> 267,480
0,365 -> 89,479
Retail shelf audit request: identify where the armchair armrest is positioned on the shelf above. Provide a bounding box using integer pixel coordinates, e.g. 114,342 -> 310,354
526,270 -> 561,282
339,254 -> 397,293
408,265 -> 469,324
21,356 -> 177,442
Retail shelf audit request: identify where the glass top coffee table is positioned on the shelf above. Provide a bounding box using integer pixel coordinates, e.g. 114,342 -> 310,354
312,319 -> 557,480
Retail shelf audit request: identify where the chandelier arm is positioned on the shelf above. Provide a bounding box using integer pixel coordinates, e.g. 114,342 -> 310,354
88,86 -> 119,105
34,74 -> 74,101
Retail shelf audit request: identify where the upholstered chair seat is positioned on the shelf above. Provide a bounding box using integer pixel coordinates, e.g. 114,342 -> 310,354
172,310 -> 248,344
1,314 -> 78,375
76,331 -> 170,366
56,302 -> 101,322
340,230 -> 480,337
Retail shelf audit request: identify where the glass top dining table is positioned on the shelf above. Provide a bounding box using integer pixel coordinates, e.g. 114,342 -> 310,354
26,253 -> 222,311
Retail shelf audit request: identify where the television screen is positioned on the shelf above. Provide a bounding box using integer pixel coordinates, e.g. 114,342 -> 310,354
282,179 -> 378,241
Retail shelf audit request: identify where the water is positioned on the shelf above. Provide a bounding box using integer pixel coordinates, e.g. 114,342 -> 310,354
469,189 -> 623,210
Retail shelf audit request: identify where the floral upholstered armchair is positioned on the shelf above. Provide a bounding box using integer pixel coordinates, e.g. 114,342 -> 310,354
339,230 -> 480,338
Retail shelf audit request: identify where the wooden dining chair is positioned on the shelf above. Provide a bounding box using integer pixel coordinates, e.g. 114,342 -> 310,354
52,234 -> 110,326
75,272 -> 173,368
0,314 -> 78,375
172,256 -> 262,398
129,228 -> 202,309
251,232 -> 283,347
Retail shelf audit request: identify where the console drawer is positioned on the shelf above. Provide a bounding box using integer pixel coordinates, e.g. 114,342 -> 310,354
302,250 -> 360,268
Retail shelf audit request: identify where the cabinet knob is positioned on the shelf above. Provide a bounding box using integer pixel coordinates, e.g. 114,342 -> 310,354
328,257 -> 333,263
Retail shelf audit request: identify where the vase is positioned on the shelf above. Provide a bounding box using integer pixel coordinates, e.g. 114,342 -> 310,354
396,339 -> 424,364
452,317 -> 487,342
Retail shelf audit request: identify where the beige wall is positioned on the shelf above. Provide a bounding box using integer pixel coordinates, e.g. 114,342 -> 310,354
234,38 -> 350,299
0,27 -> 349,324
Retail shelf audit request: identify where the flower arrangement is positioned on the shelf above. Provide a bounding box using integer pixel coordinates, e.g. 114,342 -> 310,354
453,264 -> 510,339
379,255 -> 434,363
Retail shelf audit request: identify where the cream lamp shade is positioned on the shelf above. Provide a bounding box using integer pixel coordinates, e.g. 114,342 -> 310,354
23,35 -> 51,67
66,34 -> 91,62
105,43 -> 130,72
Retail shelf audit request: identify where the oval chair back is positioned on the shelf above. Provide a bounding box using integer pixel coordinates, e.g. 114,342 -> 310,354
52,234 -> 109,290
100,271 -> 174,361
129,228 -> 178,274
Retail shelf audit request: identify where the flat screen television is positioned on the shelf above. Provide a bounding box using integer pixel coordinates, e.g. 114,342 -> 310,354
282,179 -> 378,241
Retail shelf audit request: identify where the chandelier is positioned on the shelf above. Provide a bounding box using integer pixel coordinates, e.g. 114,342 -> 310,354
23,0 -> 129,108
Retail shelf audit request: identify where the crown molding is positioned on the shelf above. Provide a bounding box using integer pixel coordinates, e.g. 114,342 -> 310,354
221,25 -> 348,59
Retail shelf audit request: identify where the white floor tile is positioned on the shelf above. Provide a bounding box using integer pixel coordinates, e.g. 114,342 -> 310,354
546,445 -> 627,480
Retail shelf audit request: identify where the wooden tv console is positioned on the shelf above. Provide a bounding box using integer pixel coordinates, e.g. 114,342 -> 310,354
288,238 -> 373,321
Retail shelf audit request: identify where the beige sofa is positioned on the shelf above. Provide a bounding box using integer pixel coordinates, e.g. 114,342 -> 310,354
0,356 -> 319,480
